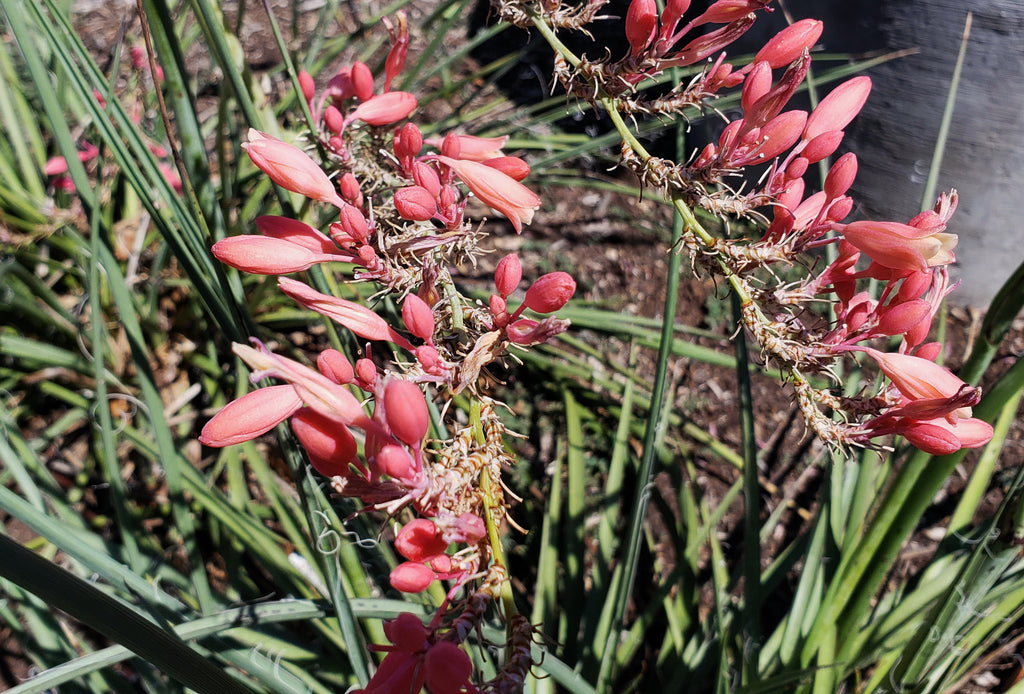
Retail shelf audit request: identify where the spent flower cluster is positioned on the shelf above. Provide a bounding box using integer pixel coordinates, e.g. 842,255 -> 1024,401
199,1 -> 994,692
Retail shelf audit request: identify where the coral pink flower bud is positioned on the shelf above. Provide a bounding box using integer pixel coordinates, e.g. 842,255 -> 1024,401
383,11 -> 409,91
291,408 -> 358,477
243,130 -> 345,207
350,61 -> 375,101
339,173 -> 364,208
254,216 -> 337,254
523,272 -> 577,313
317,349 -> 354,384
338,203 -> 370,243
377,444 -> 417,481
785,156 -> 809,180
741,61 -> 773,114
349,92 -> 417,126
424,642 -> 473,694
402,294 -> 435,341
495,253 -> 523,297
452,512 -> 486,542
390,561 -> 435,592
742,54 -> 809,132
298,70 -> 315,102
415,345 -> 447,375
914,342 -> 943,362
396,519 -> 448,561
897,271 -> 933,302
804,76 -> 872,141
327,68 -> 354,103
355,358 -> 377,389
438,184 -> 459,209
482,156 -> 531,181
383,379 -> 430,446
826,196 -> 854,223
755,19 -> 823,68
436,134 -> 509,162
841,220 -> 957,272
625,0 -> 658,55
199,385 -> 302,447
901,421 -> 963,455
800,130 -> 844,164
278,278 -> 415,350
211,236 -> 348,274
324,105 -> 344,134
749,110 -> 807,163
394,186 -> 438,222
488,293 -> 506,317
436,155 -> 541,233
877,299 -> 931,337
394,122 -> 423,162
824,152 -> 858,199
412,161 -> 442,196
441,132 -> 461,159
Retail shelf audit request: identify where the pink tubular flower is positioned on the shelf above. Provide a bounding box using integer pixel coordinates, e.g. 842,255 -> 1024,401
349,91 -> 418,126
396,519 -> 448,562
232,341 -> 376,431
290,407 -> 359,477
839,220 -> 957,272
211,236 -> 351,274
199,385 -> 303,447
242,129 -> 345,207
390,561 -> 436,593
278,277 -> 415,350
254,216 -> 338,254
435,155 -> 540,233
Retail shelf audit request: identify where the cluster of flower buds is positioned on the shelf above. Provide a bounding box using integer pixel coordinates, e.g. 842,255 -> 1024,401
520,0 -> 993,454
200,11 -> 576,693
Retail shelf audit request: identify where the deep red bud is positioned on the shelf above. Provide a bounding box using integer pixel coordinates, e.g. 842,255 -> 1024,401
402,293 -> 435,341
327,68 -> 354,102
495,253 -> 523,297
351,61 -> 374,101
877,299 -> 930,337
394,186 -> 438,222
383,379 -> 430,446
523,272 -> 576,313
317,349 -> 354,384
625,0 -> 658,55
424,642 -> 473,694
395,518 -> 448,561
298,70 -> 315,102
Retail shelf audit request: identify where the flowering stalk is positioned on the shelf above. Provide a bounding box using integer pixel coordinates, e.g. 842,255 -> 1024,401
520,0 -> 992,454
200,12 -> 575,693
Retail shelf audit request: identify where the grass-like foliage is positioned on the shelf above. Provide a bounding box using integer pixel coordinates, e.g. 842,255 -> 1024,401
1,1 -> 1024,693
